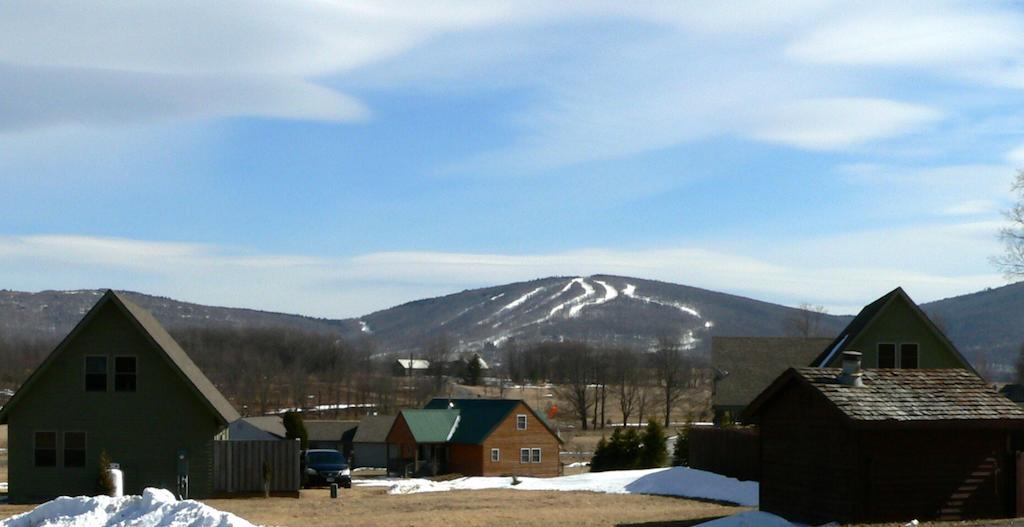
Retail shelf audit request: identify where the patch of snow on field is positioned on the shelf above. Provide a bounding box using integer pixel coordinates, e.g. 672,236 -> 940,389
358,320 -> 372,334
696,511 -> 793,527
356,467 -> 757,506
0,488 -> 258,527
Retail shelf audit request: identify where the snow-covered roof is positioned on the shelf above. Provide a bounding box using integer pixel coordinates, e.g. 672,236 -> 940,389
396,359 -> 430,369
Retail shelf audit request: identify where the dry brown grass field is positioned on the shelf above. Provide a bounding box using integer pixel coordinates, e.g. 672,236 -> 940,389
0,486 -> 744,527
3,485 -> 1022,527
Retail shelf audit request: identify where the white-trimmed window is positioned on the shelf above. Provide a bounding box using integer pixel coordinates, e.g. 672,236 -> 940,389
516,414 -> 527,430
531,448 -> 541,463
520,448 -> 530,464
491,448 -> 500,462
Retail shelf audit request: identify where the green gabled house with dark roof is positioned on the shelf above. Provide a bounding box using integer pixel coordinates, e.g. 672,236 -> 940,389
386,398 -> 561,477
0,290 -> 239,503
810,287 -> 976,372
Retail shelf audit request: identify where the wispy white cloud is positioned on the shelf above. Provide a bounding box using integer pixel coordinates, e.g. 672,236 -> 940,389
0,224 -> 1005,318
750,98 -> 942,150
2,0 -> 1007,167
785,3 -> 1024,70
1006,144 -> 1024,165
838,163 -> 1014,219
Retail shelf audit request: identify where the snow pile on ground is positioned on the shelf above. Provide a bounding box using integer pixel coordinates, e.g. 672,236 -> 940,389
357,467 -> 758,506
696,511 -> 794,527
0,488 -> 259,527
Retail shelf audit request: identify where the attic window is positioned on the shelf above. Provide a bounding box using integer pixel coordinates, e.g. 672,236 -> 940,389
115,357 -> 137,392
900,344 -> 919,369
877,344 -> 896,368
516,414 -> 527,430
491,448 -> 500,462
85,356 -> 108,391
877,343 -> 918,368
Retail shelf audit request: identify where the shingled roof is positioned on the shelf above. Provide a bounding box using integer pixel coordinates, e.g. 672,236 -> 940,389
0,290 -> 239,425
305,420 -> 360,442
746,367 -> 1024,426
353,415 -> 395,443
712,337 -> 833,409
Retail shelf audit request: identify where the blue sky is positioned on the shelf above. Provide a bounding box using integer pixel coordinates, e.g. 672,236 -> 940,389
1,1 -> 1023,318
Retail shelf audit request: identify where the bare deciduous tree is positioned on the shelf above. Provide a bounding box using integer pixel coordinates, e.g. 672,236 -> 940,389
555,343 -> 594,430
611,348 -> 643,426
994,170 -> 1024,277
651,335 -> 689,427
785,303 -> 829,337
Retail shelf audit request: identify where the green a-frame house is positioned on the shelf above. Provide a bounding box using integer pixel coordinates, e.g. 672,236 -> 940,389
0,290 -> 239,503
810,287 -> 976,372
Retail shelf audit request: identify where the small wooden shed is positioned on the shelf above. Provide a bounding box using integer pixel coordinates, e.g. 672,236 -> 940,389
745,353 -> 1024,524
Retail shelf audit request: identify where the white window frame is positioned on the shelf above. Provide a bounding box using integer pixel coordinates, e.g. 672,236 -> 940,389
516,414 -> 527,430
519,448 -> 530,464
531,448 -> 541,464
491,448 -> 500,462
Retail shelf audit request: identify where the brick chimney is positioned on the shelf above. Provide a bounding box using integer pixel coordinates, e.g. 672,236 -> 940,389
837,351 -> 863,387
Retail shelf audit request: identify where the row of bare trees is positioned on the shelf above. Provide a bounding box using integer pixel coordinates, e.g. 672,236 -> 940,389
501,337 -> 700,430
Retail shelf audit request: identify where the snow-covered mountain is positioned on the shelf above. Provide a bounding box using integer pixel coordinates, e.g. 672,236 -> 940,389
336,275 -> 850,355
9,277 -> 1024,376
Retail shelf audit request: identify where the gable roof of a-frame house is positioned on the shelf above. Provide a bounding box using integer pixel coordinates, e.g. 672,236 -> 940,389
808,287 -> 976,374
0,289 -> 239,425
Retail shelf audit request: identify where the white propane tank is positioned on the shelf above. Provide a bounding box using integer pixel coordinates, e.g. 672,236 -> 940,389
108,463 -> 124,498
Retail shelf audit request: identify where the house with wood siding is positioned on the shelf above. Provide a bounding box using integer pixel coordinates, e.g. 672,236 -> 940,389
745,352 -> 1024,524
810,287 -> 975,371
0,290 -> 239,503
386,398 -> 561,477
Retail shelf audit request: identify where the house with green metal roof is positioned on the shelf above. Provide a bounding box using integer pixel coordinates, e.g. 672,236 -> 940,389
386,398 -> 561,477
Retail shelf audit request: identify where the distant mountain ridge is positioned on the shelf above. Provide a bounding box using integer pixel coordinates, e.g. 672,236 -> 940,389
2,277 -> 1023,378
342,275 -> 851,355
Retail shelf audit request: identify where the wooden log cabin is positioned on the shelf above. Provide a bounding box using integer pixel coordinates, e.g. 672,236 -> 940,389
386,398 -> 562,477
745,351 -> 1024,524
